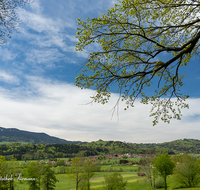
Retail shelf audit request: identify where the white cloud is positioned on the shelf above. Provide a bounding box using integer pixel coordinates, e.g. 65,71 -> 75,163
16,0 -> 118,55
0,77 -> 199,143
19,0 -> 65,33
25,49 -> 65,68
0,71 -> 19,84
17,0 -> 73,51
66,34 -> 78,43
29,0 -> 43,14
0,48 -> 17,61
0,0 -> 198,144
20,11 -> 62,33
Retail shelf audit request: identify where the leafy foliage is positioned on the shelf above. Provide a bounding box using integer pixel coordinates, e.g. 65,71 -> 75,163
75,0 -> 200,125
25,162 -> 58,190
153,153 -> 175,190
1,139 -> 200,160
0,0 -> 31,44
67,157 -> 101,190
173,154 -> 200,187
0,156 -> 9,189
82,159 -> 99,190
41,166 -> 58,190
25,161 -> 42,190
67,157 -> 85,190
138,157 -> 156,190
103,172 -> 127,190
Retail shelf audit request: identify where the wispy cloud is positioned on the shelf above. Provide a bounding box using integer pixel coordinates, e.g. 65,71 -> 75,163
0,77 -> 198,143
25,49 -> 65,68
0,0 -> 198,144
0,48 -> 17,61
0,71 -> 19,84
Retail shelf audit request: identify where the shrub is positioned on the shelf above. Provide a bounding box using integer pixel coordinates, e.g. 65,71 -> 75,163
103,172 -> 127,190
119,160 -> 128,164
54,159 -> 65,167
155,177 -> 164,189
58,166 -> 66,174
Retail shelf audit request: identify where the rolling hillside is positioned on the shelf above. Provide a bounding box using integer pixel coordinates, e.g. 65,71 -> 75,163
0,127 -> 80,144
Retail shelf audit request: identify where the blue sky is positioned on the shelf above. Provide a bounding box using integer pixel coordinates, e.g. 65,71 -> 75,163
0,0 -> 199,143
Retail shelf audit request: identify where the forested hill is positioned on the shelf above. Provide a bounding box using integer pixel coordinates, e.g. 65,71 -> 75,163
0,127 -> 80,144
0,138 -> 200,160
0,126 -> 199,154
79,138 -> 200,155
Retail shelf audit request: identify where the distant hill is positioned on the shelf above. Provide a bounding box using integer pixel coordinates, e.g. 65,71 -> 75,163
0,126 -> 199,155
0,136 -> 200,160
0,127 -> 81,144
80,138 -> 200,154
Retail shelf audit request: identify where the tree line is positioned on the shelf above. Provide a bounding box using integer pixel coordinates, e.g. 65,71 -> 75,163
0,156 -> 58,190
79,139 -> 200,155
66,154 -> 127,190
66,152 -> 200,190
139,153 -> 200,190
0,152 -> 200,190
1,139 -> 200,160
0,143 -> 98,160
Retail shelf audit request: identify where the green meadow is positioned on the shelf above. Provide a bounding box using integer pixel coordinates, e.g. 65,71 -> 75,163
13,163 -> 200,190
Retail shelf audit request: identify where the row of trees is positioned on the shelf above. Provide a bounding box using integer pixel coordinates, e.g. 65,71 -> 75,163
25,162 -> 58,190
0,156 -> 58,190
67,156 -> 128,190
1,152 -> 200,190
67,157 -> 100,190
2,139 -> 200,160
0,143 -> 98,160
67,153 -> 200,190
139,153 -> 200,190
80,139 -> 200,155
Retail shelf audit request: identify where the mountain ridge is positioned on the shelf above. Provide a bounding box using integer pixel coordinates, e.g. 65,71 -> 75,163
0,126 -> 81,144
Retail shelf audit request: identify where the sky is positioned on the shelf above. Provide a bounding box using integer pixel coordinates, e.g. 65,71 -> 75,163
0,0 -> 199,143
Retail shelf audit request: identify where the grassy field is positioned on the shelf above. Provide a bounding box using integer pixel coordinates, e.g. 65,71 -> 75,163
12,163 -> 200,190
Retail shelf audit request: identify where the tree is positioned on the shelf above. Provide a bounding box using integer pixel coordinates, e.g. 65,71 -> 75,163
67,157 -> 85,190
25,161 -> 42,190
83,159 -> 99,190
0,156 -> 9,189
138,157 -> 156,190
103,172 -> 127,190
41,165 -> 58,190
153,153 -> 175,190
67,156 -> 101,190
174,154 -> 200,187
75,0 -> 200,125
0,0 -> 31,45
7,157 -> 21,190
